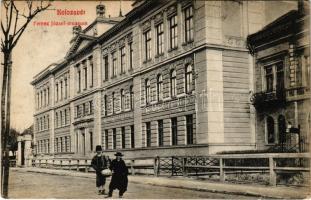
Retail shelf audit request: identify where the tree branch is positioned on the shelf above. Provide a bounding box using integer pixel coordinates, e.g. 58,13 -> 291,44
11,2 -> 51,50
7,1 -> 14,37
12,4 -> 19,36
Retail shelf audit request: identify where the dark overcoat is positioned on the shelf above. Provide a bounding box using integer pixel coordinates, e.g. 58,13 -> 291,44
91,155 -> 109,187
109,159 -> 128,193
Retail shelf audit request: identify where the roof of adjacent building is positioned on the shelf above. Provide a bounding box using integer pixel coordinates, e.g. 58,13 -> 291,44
247,10 -> 300,53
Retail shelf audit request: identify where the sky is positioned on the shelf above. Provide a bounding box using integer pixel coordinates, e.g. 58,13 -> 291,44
1,1 -> 133,132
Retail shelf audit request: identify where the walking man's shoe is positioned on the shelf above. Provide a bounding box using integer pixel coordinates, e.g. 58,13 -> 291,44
105,195 -> 112,198
98,190 -> 102,195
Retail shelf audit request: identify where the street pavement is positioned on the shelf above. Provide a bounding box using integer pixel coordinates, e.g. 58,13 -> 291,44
9,167 -> 311,199
9,169 -> 256,199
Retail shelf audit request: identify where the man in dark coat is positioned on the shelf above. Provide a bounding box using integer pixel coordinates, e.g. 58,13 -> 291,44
107,152 -> 128,198
91,145 -> 110,195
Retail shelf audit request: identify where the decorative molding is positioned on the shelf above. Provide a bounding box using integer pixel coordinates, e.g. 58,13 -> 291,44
127,33 -> 133,43
167,5 -> 177,18
154,13 -> 163,25
119,38 -> 125,48
181,0 -> 193,9
102,48 -> 109,56
142,19 -> 151,32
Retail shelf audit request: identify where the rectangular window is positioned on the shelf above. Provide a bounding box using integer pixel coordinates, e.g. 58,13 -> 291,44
83,64 -> 87,90
113,128 -> 117,149
64,79 -> 67,99
144,30 -> 152,61
171,117 -> 178,145
184,6 -> 194,43
104,95 -> 107,116
265,66 -> 273,92
121,127 -> 125,149
56,84 -> 59,101
77,69 -> 81,93
129,43 -> 133,70
158,120 -> 163,147
105,129 -> 109,150
82,103 -> 86,116
47,88 -> 49,105
276,62 -> 284,94
169,15 -> 178,49
120,46 -> 126,74
186,115 -> 193,145
131,125 -> 135,148
104,56 -> 109,80
146,122 -> 151,147
90,57 -> 94,87
112,52 -> 117,77
60,81 -> 63,100
156,23 -> 164,55
89,101 -> 93,114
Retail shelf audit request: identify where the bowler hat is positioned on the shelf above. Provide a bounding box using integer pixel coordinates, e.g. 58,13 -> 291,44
95,145 -> 102,152
114,152 -> 123,156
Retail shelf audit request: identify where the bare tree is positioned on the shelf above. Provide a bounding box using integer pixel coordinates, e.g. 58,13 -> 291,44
1,0 -> 51,197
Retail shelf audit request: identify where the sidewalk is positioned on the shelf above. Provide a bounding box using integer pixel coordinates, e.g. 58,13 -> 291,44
12,167 -> 310,199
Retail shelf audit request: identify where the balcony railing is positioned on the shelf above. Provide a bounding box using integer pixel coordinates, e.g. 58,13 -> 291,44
251,89 -> 286,110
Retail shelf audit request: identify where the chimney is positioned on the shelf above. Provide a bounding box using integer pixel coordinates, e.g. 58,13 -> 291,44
96,4 -> 105,17
72,25 -> 82,37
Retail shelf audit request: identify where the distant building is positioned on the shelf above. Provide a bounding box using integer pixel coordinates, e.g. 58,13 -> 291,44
31,0 -> 308,159
248,2 -> 310,152
17,125 -> 34,167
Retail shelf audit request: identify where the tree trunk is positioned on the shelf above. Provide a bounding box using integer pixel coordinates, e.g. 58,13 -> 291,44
1,51 -> 12,198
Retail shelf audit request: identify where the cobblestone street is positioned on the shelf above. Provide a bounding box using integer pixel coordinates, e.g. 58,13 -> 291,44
9,170 -> 258,199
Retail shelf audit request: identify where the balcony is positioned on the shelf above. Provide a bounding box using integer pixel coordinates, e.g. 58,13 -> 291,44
251,89 -> 286,110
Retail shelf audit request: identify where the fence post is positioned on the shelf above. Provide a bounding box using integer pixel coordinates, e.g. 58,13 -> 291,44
269,156 -> 276,186
219,158 -> 225,182
77,160 -> 80,171
171,157 -> 174,176
45,160 -> 48,169
154,156 -> 159,177
182,157 -> 187,177
69,160 -> 71,171
60,160 -> 63,169
85,160 -> 88,173
131,160 -> 135,175
52,160 -> 55,169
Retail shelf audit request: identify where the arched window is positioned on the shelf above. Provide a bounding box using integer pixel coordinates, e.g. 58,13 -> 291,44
157,74 -> 163,101
267,116 -> 275,144
185,64 -> 193,93
145,79 -> 150,104
278,115 -> 286,145
120,89 -> 125,111
170,70 -> 177,97
130,86 -> 134,110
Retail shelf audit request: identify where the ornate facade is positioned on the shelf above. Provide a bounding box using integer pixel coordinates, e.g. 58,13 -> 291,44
32,0 -> 309,159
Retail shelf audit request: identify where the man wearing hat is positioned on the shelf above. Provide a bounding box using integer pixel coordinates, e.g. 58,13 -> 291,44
106,152 -> 128,198
91,145 -> 110,195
